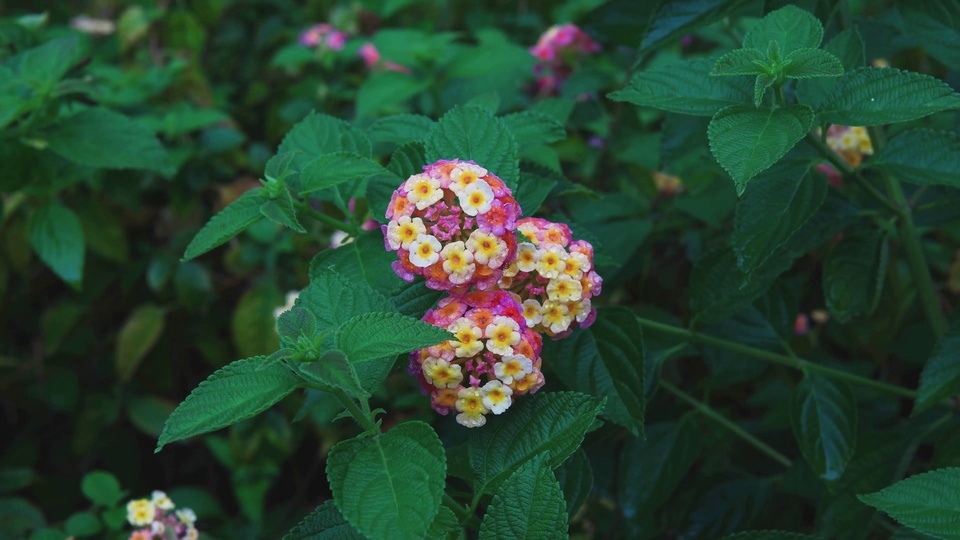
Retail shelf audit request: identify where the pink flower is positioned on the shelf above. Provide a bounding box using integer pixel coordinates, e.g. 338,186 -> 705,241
299,23 -> 348,51
529,24 -> 600,95
359,43 -> 380,67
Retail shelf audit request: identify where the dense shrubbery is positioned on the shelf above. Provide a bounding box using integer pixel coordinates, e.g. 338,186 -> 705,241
2,1 -> 960,539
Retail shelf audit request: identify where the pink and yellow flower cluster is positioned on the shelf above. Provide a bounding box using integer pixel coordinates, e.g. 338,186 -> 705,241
530,24 -> 601,95
825,125 -> 873,168
385,159 -> 602,428
298,23 -> 348,50
126,491 -> 199,540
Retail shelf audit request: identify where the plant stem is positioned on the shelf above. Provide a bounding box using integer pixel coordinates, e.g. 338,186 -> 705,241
660,380 -> 793,468
637,318 -> 918,399
804,134 -> 903,215
865,126 -> 946,339
332,389 -> 380,434
298,202 -> 356,234
442,493 -> 469,523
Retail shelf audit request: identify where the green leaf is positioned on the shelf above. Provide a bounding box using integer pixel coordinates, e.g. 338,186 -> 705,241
426,106 -> 519,192
65,512 -> 101,537
791,373 -> 858,481
819,68 -> 960,126
426,506 -> 460,540
901,1 -> 960,70
609,58 -> 753,116
80,471 -> 123,507
754,74 -> 776,106
681,478 -> 771,539
386,141 -> 427,180
732,159 -> 825,276
742,5 -> 823,56
278,112 -> 372,172
127,396 -> 176,438
335,312 -> 451,363
231,284 -> 282,358
156,356 -> 301,451
548,307 -> 645,436
299,152 -> 388,195
718,532 -> 817,540
469,391 -> 605,494
309,230 -> 401,294
858,467 -> 960,540
823,227 -> 888,323
327,421 -> 446,540
182,188 -> 265,261
390,280 -> 444,319
708,105 -> 815,193
356,71 -> 430,119
796,28 -> 865,108
640,0 -> 748,52
43,109 -> 172,173
29,202 -> 85,286
689,247 -> 794,325
260,190 -> 305,233
501,111 -> 566,150
298,269 -> 391,332
783,48 -> 844,79
915,321 -> 960,413
115,304 -> 165,383
283,500 -> 366,540
865,129 -> 960,188
295,352 -> 368,399
711,48 -> 767,76
555,449 -> 593,519
515,171 -> 557,216
619,420 -> 702,519
478,454 -> 567,540
6,36 -> 87,88
367,114 -> 435,146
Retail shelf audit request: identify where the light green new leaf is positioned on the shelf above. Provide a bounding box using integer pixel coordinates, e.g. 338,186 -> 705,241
116,304 -> 165,383
555,449 -> 593,519
791,373 -> 857,481
718,532 -> 817,540
327,421 -> 445,540
260,190 -> 305,233
295,352 -> 368,399
619,420 -> 702,519
500,111 -> 566,150
711,48 -> 767,76
819,68 -> 960,126
80,471 -> 124,507
783,48 -> 844,79
29,202 -> 85,286
823,228 -> 888,323
367,114 -> 435,146
707,104 -> 815,193
609,58 -> 753,116
425,106 -> 519,192
334,312 -> 451,363
865,129 -> 960,188
182,188 -> 266,261
743,5 -> 823,56
915,322 -> 960,413
858,467 -> 960,540
478,454 -> 567,540
299,152 -> 388,195
156,356 -> 301,451
796,28 -> 865,108
732,160 -> 825,276
44,109 -> 172,173
282,500 -> 365,540
548,307 -> 645,436
469,392 -> 604,494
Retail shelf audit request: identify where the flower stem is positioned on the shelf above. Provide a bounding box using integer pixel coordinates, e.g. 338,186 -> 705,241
660,380 -> 793,468
636,317 -> 918,399
297,202 -> 356,234
331,389 -> 380,434
804,134 -> 902,216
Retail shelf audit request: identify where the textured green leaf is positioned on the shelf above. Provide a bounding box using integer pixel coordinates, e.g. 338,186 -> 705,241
791,373 -> 858,481
609,58 -> 753,116
865,129 -> 960,188
231,284 -> 282,358
335,312 -> 451,363
297,269 -> 391,332
426,106 -> 519,192
823,227 -> 888,323
548,307 -> 645,436
44,109 -> 171,173
797,28 -> 865,108
279,112 -> 372,172
386,141 -> 427,180
80,471 -> 123,507
754,73 -> 776,106
469,392 -> 604,493
309,230 -> 401,294
619,420 -> 701,519
915,322 -> 960,413
478,454 -> 567,540
682,478 -> 771,539
295,352 -> 368,399
501,111 -> 565,150
718,531 -> 816,540
115,304 -> 165,383
901,1 -> 960,69
711,48 -> 767,76
356,71 -> 430,119
183,188 -> 265,261
689,247 -> 794,325
283,500 -> 366,540
819,68 -> 960,126
156,356 -> 301,451
29,202 -> 85,286
426,505 -> 460,540
260,190 -> 305,233
299,152 -> 388,195
555,449 -> 593,519
6,36 -> 87,88
743,5 -> 823,55
783,48 -> 844,79
641,0 -> 747,52
732,160 -> 825,275
708,104 -> 815,193
327,421 -> 445,540
515,171 -> 557,216
367,114 -> 435,146
858,468 -> 960,540
389,280 -> 444,319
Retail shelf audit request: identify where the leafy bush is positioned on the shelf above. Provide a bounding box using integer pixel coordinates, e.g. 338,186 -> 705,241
2,1 -> 960,539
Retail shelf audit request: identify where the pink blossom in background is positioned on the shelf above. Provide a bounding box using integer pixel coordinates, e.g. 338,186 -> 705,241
299,23 -> 348,51
529,23 -> 600,95
358,42 -> 411,73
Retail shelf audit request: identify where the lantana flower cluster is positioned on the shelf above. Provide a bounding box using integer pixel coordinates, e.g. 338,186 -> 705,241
825,125 -> 873,168
385,159 -> 601,428
530,24 -> 600,95
126,491 -> 199,540
298,23 -> 348,50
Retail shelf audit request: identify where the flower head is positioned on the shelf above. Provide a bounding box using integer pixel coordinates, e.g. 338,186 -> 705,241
126,499 -> 155,527
530,24 -> 600,95
299,23 -> 348,51
826,125 -> 873,168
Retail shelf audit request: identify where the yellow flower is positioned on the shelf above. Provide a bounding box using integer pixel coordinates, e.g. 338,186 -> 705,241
546,276 -> 583,302
449,163 -> 487,195
421,357 -> 464,389
409,234 -> 442,267
386,216 -> 426,250
466,230 -> 508,268
481,380 -> 513,414
404,174 -> 443,210
541,300 -> 572,333
441,241 -> 476,284
494,354 -> 534,385
521,299 -> 543,328
458,180 -> 494,216
537,246 -> 567,279
516,242 -> 540,273
126,499 -> 155,527
447,318 -> 484,357
456,387 -> 489,427
485,316 -> 521,355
